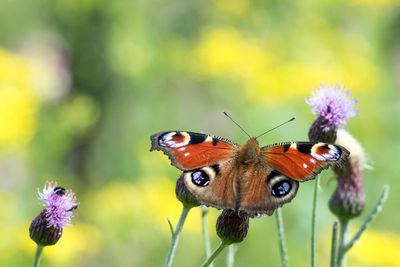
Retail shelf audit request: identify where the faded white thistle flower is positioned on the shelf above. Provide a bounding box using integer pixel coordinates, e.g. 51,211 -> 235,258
330,130 -> 367,220
306,83 -> 358,143
29,182 -> 78,246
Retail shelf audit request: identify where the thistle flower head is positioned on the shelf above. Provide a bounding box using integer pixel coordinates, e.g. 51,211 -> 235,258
216,209 -> 249,245
38,182 -> 78,229
30,182 -> 78,246
306,83 -> 358,132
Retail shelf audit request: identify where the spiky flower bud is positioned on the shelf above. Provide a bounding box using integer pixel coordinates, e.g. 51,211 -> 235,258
29,182 -> 78,246
175,174 -> 199,208
329,130 -> 366,220
306,83 -> 358,143
29,210 -> 63,246
216,209 -> 249,245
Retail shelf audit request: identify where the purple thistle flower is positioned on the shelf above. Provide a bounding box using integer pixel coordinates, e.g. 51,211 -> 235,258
30,182 -> 78,246
38,182 -> 78,229
306,83 -> 358,143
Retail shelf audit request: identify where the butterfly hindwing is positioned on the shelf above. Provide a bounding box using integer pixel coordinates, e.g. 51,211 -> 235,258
262,142 -> 349,181
150,131 -> 239,170
182,161 -> 236,209
238,167 -> 299,214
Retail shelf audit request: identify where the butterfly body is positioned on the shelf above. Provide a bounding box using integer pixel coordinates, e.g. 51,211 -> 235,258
150,131 -> 349,214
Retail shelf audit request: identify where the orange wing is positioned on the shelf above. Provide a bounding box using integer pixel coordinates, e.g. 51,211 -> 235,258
262,142 -> 349,181
150,131 -> 238,170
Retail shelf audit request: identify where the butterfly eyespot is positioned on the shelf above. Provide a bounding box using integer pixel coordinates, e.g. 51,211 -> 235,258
268,172 -> 298,199
271,181 -> 292,197
191,170 -> 210,187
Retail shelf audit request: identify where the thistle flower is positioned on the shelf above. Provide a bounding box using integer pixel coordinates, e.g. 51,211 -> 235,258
175,174 -> 200,208
30,182 -> 78,246
216,209 -> 249,245
329,129 -> 366,220
306,83 -> 358,143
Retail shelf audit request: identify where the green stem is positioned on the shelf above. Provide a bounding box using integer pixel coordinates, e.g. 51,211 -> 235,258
330,221 -> 339,267
32,245 -> 43,267
343,185 -> 389,253
165,206 -> 191,267
226,244 -> 236,267
275,208 -> 289,267
201,206 -> 213,267
337,219 -> 350,267
311,175 -> 319,267
201,242 -> 228,267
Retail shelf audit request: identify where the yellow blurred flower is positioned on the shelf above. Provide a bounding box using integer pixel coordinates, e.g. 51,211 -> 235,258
19,222 -> 102,265
86,179 -> 216,235
349,229 -> 400,266
0,48 -> 38,148
44,223 -> 102,264
191,26 -> 379,103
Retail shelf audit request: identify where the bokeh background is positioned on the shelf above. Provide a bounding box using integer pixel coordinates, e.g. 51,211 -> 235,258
1,0 -> 399,266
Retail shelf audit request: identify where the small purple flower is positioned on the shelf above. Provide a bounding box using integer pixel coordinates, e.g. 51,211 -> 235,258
30,182 -> 78,246
306,83 -> 358,132
306,83 -> 358,143
38,182 -> 78,229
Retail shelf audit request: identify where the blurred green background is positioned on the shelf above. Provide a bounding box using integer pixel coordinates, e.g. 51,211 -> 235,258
0,0 -> 399,266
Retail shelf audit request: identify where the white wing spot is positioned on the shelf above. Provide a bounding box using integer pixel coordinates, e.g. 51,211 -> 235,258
303,163 -> 308,168
310,158 -> 316,164
205,136 -> 213,142
184,152 -> 190,157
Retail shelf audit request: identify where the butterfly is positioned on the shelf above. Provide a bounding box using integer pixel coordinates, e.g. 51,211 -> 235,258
150,131 -> 349,215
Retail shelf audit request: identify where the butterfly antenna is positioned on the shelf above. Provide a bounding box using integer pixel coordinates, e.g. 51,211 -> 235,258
255,117 -> 295,140
223,112 -> 251,139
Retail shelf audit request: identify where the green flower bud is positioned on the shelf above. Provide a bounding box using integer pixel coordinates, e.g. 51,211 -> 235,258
216,209 -> 249,245
175,173 -> 199,208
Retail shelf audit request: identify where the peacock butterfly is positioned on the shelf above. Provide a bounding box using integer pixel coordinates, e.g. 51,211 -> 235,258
150,126 -> 349,215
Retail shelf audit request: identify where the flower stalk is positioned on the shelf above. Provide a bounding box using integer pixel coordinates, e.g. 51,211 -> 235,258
32,245 -> 43,267
310,175 -> 320,267
165,206 -> 191,267
201,242 -> 228,267
201,206 -> 213,267
226,244 -> 236,267
330,222 -> 339,267
275,208 -> 289,267
337,218 -> 350,267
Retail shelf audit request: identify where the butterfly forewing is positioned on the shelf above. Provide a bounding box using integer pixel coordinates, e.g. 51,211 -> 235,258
261,142 -> 349,181
150,131 -> 238,170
